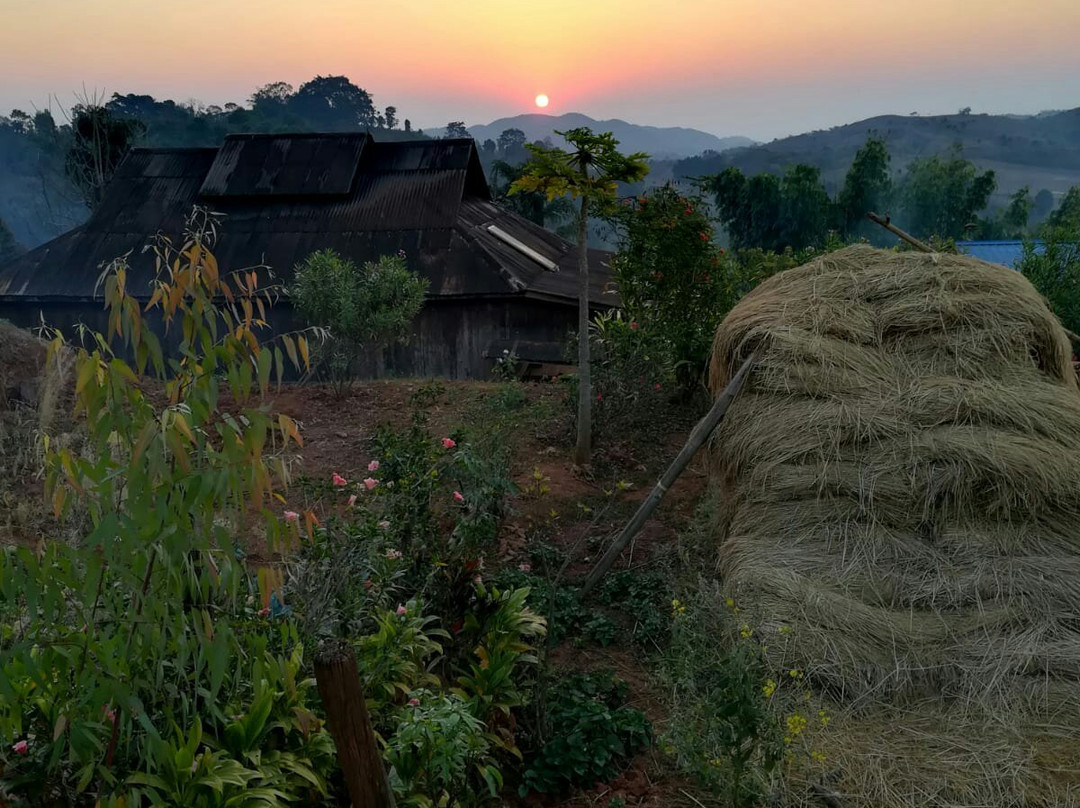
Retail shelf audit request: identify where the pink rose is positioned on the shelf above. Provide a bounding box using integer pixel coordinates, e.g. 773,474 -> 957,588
347,495 -> 357,507
283,510 -> 299,522
408,698 -> 420,707
12,740 -> 27,756
364,478 -> 378,490
441,437 -> 456,450
396,604 -> 407,616
331,473 -> 347,487
367,460 -> 380,472
453,491 -> 465,504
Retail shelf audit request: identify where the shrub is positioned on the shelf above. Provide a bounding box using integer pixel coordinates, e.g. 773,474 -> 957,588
1018,225 -> 1080,335
291,249 -> 426,392
521,672 -> 651,795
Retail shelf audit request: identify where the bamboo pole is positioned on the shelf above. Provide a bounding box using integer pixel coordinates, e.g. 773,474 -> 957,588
315,639 -> 396,808
866,212 -> 935,254
580,345 -> 763,596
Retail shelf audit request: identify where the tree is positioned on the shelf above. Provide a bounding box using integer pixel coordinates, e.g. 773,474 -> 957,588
481,139 -> 497,157
511,128 -> 649,465
778,164 -> 830,250
1018,223 -> 1080,335
404,119 -> 412,133
249,81 -> 295,109
835,136 -> 892,241
384,106 -> 398,130
1000,187 -> 1033,237
1047,186 -> 1080,230
898,147 -> 996,239
490,160 -> 574,236
1033,189 -> 1056,223
289,76 -> 376,131
291,250 -> 427,393
445,121 -> 470,139
65,104 -> 146,209
0,217 -> 22,264
497,128 -> 527,161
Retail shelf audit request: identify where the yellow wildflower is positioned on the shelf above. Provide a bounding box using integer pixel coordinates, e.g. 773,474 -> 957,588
762,679 -> 777,698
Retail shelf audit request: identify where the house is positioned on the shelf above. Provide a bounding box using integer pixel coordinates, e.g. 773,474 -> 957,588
0,133 -> 615,378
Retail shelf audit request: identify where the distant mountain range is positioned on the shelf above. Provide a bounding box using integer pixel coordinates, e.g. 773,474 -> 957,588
468,113 -> 755,159
671,108 -> 1080,204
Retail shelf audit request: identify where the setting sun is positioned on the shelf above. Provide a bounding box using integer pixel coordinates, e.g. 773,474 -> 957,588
535,93 -> 550,108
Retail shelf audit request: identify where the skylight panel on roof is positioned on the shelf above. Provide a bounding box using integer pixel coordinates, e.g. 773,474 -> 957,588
486,225 -> 558,272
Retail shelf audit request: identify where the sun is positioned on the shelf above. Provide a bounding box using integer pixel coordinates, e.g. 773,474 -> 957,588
534,94 -> 550,109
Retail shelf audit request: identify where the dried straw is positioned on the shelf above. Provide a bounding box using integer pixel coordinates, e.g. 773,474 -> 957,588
708,245 -> 1080,805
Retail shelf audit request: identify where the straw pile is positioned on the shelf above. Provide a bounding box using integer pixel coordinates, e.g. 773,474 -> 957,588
708,245 -> 1080,804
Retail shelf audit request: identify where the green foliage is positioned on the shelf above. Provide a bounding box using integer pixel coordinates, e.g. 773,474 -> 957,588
490,160 -> 576,236
0,210 -> 324,805
1017,225 -> 1080,335
511,128 -> 650,212
1047,186 -> 1080,231
898,146 -> 997,239
291,249 -> 427,392
521,673 -> 651,795
662,593 -> 784,808
835,135 -> 892,242
610,186 -> 763,390
386,692 -> 501,807
709,164 -> 831,252
598,570 -> 670,650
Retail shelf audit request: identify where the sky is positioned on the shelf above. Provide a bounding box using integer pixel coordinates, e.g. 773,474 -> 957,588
1,0 -> 1078,142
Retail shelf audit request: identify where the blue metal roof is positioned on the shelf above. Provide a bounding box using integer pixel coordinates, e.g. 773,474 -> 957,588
956,240 -> 1043,269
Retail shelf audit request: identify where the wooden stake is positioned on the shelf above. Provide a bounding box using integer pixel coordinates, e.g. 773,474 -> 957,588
580,345 -> 763,596
315,639 -> 396,808
866,212 -> 935,254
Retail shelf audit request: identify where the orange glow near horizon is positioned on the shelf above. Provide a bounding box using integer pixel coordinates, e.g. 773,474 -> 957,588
1,0 -> 1078,133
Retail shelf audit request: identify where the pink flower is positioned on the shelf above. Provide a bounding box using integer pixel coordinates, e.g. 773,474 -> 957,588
408,698 -> 420,707
378,520 -> 391,530
654,383 -> 662,391
331,473 -> 347,487
102,705 -> 116,724
518,562 -> 532,573
367,460 -> 380,472
396,604 -> 407,616
630,321 -> 639,331
258,607 -> 270,618
12,740 -> 27,756
473,575 -> 483,585
283,510 -> 299,522
453,491 -> 465,504
596,393 -> 604,402
347,495 -> 357,507
364,478 -> 378,490
442,437 -> 456,450
386,548 -> 402,560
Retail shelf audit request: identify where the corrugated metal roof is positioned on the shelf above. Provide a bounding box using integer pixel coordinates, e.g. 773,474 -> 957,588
199,133 -> 368,198
956,240 -> 1042,269
0,135 -> 610,307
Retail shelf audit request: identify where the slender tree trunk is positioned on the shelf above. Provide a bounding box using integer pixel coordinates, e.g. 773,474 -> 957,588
574,196 -> 591,466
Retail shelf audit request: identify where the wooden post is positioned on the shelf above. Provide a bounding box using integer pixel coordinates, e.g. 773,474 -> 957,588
315,639 -> 396,808
580,346 -> 763,596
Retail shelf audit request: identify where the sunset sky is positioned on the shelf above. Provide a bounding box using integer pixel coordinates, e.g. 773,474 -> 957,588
1,0 -> 1078,140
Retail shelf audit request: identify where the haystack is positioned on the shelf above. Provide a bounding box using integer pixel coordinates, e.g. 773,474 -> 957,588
708,245 -> 1080,804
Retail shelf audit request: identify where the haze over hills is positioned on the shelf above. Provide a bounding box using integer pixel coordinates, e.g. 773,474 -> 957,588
468,113 -> 756,159
672,108 -> 1080,204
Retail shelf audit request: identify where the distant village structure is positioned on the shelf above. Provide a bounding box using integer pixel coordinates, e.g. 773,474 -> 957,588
0,133 -> 615,378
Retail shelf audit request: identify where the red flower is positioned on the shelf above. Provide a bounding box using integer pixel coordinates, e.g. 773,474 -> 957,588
596,393 -> 604,402
630,321 -> 639,331
699,231 -> 710,242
